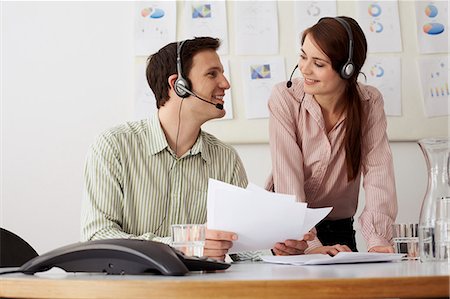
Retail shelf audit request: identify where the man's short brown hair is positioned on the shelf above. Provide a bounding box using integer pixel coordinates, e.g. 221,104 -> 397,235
146,37 -> 221,108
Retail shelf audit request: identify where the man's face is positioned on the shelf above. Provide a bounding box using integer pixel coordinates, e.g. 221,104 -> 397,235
186,49 -> 230,120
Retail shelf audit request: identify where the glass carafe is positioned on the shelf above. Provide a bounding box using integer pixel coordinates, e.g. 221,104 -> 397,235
418,138 -> 450,262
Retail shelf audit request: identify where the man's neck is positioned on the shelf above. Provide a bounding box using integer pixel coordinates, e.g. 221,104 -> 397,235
158,103 -> 203,158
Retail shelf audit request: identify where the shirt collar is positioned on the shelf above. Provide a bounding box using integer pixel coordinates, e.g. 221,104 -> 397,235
303,92 -> 325,128
189,131 -> 211,164
147,113 -> 211,164
147,113 -> 169,155
301,81 -> 371,126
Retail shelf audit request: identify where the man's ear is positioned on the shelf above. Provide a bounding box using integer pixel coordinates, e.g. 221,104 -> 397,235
168,74 -> 178,90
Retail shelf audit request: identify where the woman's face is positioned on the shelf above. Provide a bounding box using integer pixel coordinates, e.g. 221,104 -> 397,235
299,34 -> 345,99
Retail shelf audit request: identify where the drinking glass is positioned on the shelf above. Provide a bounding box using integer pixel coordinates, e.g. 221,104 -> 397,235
171,224 -> 206,257
435,197 -> 450,262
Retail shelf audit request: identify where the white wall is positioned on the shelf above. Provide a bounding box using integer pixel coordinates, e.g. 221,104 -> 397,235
1,2 -> 134,253
1,2 -> 429,254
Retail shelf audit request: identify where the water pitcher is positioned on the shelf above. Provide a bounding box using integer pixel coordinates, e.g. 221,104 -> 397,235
418,138 -> 450,262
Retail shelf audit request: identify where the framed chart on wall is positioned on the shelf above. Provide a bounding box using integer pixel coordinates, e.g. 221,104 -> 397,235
202,1 -> 448,143
136,1 -> 448,144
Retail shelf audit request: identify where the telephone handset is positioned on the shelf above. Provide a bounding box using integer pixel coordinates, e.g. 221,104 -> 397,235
19,239 -> 231,276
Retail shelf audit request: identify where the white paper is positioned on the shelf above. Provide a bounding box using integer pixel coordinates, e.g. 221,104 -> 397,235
261,252 -> 405,265
417,56 -> 449,117
356,1 -> 402,53
134,1 -> 177,56
302,207 -> 333,235
207,179 -> 332,253
246,182 -> 295,203
183,1 -> 229,55
293,1 -> 337,51
415,1 -> 449,54
233,1 -> 279,55
246,182 -> 332,236
241,57 -> 286,119
360,56 -> 402,116
206,178 -> 242,228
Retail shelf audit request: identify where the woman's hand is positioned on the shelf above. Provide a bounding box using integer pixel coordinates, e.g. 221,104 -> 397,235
272,232 -> 315,255
307,244 -> 352,256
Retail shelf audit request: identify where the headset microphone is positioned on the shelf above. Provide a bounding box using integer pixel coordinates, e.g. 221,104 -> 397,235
286,65 -> 298,88
175,40 -> 223,110
177,84 -> 224,110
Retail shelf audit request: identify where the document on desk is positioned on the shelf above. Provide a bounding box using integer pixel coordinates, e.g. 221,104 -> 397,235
260,252 -> 405,265
206,179 -> 332,253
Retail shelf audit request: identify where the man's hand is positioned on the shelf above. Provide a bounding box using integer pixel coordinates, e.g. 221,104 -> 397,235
204,229 -> 237,261
272,232 -> 315,256
368,245 -> 394,253
307,244 -> 352,256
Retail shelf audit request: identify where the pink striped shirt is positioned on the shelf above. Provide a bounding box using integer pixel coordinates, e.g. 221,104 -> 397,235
265,78 -> 398,251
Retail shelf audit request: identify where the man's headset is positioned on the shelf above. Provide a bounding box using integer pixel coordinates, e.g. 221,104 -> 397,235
174,40 -> 223,110
287,17 -> 355,88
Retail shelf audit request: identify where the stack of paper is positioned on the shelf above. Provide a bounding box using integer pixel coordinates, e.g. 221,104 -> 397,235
260,252 -> 405,265
206,179 -> 332,253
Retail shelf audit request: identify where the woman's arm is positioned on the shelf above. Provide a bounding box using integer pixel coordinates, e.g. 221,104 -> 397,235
267,83 -> 324,253
358,87 -> 398,251
267,84 -> 306,201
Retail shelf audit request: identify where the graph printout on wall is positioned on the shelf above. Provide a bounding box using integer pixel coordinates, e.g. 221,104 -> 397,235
356,1 -> 402,53
417,56 -> 449,117
241,57 -> 286,119
293,1 -> 337,52
233,1 -> 279,55
183,1 -> 229,55
415,1 -> 449,54
361,57 -> 402,116
135,1 -> 177,56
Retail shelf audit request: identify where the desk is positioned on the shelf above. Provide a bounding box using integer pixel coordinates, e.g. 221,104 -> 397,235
1,261 -> 449,299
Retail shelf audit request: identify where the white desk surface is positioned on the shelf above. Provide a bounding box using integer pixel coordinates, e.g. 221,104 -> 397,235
1,260 -> 449,299
2,260 -> 449,281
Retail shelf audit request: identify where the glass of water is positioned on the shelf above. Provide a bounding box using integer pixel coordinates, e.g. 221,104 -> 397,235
436,197 -> 450,262
171,224 -> 206,257
392,223 -> 419,260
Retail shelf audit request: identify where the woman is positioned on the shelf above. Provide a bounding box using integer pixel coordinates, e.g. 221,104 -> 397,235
267,16 -> 398,256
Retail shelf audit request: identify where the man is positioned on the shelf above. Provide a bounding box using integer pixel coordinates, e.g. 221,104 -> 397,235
81,37 -> 310,260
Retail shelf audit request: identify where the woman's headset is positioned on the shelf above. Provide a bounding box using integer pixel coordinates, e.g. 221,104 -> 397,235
321,17 -> 355,79
287,16 -> 356,88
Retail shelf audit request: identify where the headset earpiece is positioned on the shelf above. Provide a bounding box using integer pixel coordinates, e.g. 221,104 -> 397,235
341,61 -> 355,79
318,17 -> 355,80
334,17 -> 355,79
174,77 -> 190,98
174,40 -> 191,98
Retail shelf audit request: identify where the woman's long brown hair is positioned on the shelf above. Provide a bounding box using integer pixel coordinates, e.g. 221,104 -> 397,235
301,17 -> 368,181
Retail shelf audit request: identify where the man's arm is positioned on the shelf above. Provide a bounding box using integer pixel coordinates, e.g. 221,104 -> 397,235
80,132 -> 167,242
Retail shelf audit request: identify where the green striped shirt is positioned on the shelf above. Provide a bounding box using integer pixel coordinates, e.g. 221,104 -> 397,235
81,113 -> 248,243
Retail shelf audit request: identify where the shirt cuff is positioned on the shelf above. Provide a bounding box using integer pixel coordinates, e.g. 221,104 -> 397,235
366,235 -> 392,251
151,236 -> 172,245
304,236 -> 323,254
229,249 -> 272,262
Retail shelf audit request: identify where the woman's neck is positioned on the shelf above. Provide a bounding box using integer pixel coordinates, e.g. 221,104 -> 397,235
314,93 -> 347,133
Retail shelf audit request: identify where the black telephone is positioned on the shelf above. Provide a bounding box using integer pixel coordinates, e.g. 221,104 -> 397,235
19,239 -> 230,276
